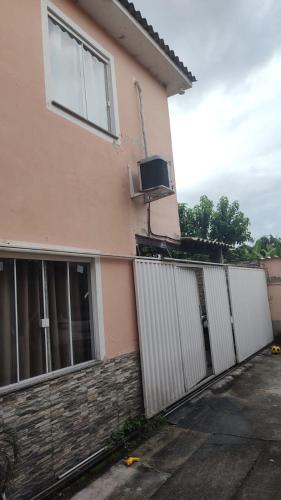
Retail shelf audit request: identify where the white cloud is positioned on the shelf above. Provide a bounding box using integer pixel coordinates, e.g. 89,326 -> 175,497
133,0 -> 281,237
171,52 -> 281,190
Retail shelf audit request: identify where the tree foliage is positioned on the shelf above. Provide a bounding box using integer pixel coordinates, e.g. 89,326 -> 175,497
235,236 -> 281,261
179,195 -> 213,239
179,195 -> 252,246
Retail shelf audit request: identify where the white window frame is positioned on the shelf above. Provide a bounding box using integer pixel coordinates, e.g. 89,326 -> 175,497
0,252 -> 105,394
41,0 -> 120,143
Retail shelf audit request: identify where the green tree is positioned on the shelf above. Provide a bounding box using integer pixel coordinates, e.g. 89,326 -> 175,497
179,195 -> 213,238
179,195 -> 252,246
237,236 -> 281,260
210,196 -> 252,245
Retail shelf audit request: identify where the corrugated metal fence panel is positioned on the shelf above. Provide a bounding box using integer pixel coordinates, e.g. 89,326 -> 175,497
228,267 -> 273,362
134,260 -> 186,418
175,268 -> 207,390
203,267 -> 236,374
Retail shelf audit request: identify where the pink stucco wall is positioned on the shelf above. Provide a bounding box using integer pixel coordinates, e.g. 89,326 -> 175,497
101,258 -> 139,358
268,284 -> 281,321
0,0 -> 180,256
262,259 -> 281,335
0,0 -> 182,358
263,258 -> 281,280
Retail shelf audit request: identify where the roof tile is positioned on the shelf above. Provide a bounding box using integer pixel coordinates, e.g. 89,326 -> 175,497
118,0 -> 196,83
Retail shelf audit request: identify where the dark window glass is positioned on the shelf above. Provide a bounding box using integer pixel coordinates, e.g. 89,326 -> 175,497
47,261 -> 71,370
0,258 -> 94,387
16,260 -> 46,380
69,263 -> 93,364
0,259 -> 17,387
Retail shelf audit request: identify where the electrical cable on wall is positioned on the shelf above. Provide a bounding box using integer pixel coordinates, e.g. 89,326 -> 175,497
135,81 -> 148,159
135,80 -> 175,247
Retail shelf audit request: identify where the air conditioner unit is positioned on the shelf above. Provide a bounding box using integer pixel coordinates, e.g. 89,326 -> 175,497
138,156 -> 175,203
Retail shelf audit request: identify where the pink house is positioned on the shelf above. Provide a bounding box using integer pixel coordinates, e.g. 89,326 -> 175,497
0,1 -> 195,498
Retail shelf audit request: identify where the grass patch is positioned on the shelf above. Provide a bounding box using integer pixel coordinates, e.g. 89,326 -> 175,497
107,414 -> 167,450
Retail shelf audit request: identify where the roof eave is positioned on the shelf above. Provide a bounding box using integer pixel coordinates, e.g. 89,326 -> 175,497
78,0 -> 194,96
181,237 -> 232,250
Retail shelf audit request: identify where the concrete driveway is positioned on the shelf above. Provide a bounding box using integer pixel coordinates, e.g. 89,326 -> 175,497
71,349 -> 281,500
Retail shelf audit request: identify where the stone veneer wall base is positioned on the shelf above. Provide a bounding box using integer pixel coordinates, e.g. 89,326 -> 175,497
0,352 -> 143,500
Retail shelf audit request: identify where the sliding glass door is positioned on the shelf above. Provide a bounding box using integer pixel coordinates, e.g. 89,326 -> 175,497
17,260 -> 47,380
0,258 -> 94,388
47,261 -> 71,371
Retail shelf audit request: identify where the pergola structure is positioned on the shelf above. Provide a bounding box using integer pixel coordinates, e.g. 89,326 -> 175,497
136,235 -> 231,263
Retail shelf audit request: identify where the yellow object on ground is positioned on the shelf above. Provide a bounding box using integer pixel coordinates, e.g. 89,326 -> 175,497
272,345 -> 281,354
125,457 -> 140,466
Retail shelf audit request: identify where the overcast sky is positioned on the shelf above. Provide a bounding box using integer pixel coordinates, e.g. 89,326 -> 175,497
133,0 -> 281,239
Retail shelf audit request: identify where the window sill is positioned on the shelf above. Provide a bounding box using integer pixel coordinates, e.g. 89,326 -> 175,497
51,101 -> 119,141
0,359 -> 104,397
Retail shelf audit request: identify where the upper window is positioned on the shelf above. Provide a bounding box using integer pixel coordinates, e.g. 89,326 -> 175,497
46,11 -> 117,137
0,258 -> 95,388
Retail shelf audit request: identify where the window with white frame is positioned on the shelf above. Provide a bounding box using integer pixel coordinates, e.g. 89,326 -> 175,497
0,258 -> 95,388
47,12 -> 116,136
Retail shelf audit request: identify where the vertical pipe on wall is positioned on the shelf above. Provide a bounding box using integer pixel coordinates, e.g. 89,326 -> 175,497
135,81 -> 148,158
135,80 -> 153,238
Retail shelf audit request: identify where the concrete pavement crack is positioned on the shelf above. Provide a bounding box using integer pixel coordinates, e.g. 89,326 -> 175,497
212,432 -> 280,443
230,445 -> 265,500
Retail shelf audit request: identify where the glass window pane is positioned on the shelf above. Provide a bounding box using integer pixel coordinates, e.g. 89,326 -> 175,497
17,260 -> 46,380
83,49 -> 109,130
0,259 -> 17,387
47,261 -> 71,370
48,17 -> 85,116
69,263 -> 93,364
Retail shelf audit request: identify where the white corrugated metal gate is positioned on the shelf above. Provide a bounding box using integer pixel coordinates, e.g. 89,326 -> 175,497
203,267 -> 236,375
228,267 -> 273,362
134,261 -> 185,417
175,267 -> 207,390
134,260 -> 208,417
134,260 -> 273,417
